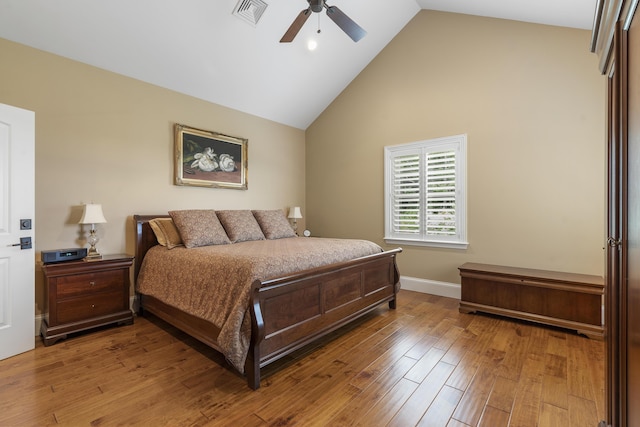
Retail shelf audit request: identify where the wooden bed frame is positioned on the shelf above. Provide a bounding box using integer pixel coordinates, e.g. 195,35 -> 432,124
133,214 -> 402,389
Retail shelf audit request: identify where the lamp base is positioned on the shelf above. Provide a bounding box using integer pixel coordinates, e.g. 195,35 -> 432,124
84,228 -> 102,260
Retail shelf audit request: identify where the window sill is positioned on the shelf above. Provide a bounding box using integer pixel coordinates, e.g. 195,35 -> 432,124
384,237 -> 469,250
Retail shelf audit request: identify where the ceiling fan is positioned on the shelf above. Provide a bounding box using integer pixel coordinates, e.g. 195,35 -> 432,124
280,0 -> 366,43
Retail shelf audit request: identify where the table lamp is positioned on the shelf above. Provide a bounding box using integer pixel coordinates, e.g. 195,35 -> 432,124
288,206 -> 302,235
79,203 -> 107,260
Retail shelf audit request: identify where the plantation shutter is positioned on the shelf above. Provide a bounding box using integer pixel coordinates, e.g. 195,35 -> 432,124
391,153 -> 421,234
384,134 -> 467,249
425,151 -> 456,236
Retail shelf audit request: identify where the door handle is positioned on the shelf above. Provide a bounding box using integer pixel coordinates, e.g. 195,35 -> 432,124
7,237 -> 32,249
607,237 -> 621,247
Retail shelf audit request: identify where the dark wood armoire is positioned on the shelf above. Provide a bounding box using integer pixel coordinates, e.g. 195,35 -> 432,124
591,1 -> 639,426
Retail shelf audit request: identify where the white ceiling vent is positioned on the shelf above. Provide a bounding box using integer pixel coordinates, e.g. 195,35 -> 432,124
232,0 -> 268,26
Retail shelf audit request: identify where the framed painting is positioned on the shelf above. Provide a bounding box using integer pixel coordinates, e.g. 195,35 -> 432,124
174,124 -> 248,190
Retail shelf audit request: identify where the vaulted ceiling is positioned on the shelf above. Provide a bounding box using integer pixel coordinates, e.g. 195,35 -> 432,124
0,0 -> 597,129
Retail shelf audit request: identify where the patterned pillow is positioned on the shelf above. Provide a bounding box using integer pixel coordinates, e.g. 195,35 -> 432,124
168,210 -> 231,248
252,209 -> 297,239
149,218 -> 183,249
216,210 -> 266,243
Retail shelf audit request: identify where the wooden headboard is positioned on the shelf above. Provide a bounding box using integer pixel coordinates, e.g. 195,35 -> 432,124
133,214 -> 170,282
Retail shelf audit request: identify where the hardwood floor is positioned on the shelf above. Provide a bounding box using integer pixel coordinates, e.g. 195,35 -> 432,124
0,290 -> 604,426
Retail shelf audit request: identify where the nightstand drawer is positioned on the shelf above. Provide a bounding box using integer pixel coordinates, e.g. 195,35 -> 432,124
56,270 -> 122,298
56,290 -> 125,324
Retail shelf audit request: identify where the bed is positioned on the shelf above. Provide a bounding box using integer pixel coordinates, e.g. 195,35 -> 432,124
133,212 -> 402,389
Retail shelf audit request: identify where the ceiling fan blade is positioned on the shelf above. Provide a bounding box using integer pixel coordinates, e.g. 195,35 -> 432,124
280,8 -> 312,43
325,5 -> 366,42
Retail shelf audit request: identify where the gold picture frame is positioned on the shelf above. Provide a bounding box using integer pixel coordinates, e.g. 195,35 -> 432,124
174,124 -> 248,190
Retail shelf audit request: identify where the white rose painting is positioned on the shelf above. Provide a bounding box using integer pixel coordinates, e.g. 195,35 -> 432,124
174,124 -> 247,190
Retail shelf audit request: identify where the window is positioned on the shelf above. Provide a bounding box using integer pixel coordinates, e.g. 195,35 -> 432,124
384,134 -> 468,249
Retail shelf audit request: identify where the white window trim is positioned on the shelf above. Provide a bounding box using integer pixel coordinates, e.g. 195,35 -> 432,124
384,134 -> 468,250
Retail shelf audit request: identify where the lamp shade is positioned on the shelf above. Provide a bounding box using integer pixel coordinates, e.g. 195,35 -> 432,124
288,206 -> 302,219
79,204 -> 107,224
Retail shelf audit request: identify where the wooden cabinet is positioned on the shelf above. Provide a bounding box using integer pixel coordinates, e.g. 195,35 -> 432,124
592,1 -> 640,425
41,254 -> 134,346
459,263 -> 604,339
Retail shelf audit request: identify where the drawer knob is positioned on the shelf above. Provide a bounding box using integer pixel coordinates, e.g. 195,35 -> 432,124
89,281 -> 96,287
91,304 -> 95,308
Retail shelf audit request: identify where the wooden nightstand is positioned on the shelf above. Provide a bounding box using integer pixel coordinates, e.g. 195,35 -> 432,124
41,254 -> 134,346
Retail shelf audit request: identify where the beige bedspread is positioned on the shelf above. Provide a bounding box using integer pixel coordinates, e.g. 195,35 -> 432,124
136,237 -> 383,372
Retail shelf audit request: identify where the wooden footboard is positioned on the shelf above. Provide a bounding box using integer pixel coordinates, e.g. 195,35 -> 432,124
133,214 -> 401,390
245,247 -> 401,389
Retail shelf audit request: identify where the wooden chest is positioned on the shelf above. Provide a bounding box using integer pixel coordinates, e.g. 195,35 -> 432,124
458,262 -> 604,339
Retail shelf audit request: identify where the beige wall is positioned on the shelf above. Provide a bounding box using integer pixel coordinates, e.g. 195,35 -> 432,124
0,10 -> 607,315
306,11 -> 606,284
0,38 -> 306,316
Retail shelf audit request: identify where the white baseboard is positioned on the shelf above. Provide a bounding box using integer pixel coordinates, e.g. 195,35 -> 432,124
34,314 -> 43,337
400,275 -> 461,299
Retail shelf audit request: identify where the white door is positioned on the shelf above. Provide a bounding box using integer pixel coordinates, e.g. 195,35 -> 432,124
0,103 -> 35,360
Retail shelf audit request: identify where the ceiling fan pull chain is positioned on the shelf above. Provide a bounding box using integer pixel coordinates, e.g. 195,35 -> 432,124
317,12 -> 321,34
